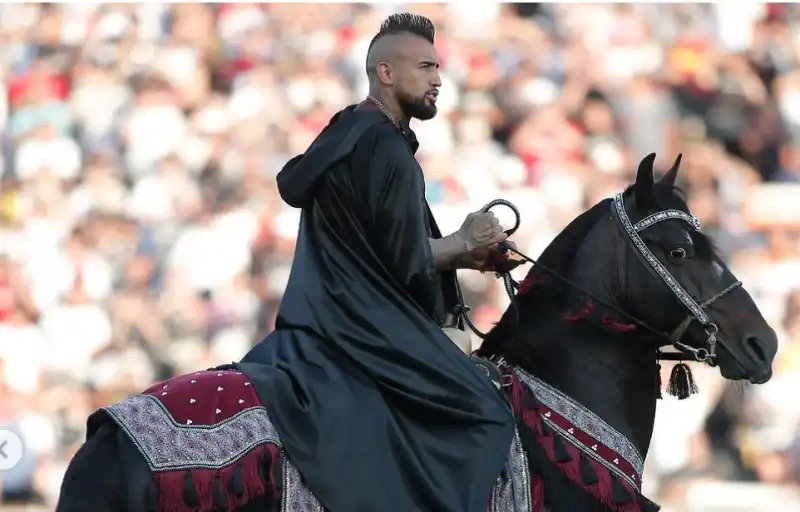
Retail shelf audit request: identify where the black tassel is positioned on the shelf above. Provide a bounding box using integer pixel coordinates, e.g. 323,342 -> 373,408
540,421 -> 553,437
259,450 -> 271,482
667,362 -> 699,400
611,476 -> 632,504
519,389 -> 540,411
183,471 -> 199,507
230,464 -> 245,498
213,471 -> 229,510
552,434 -> 573,463
579,453 -> 598,485
259,450 -> 277,504
273,453 -> 284,503
143,479 -> 159,512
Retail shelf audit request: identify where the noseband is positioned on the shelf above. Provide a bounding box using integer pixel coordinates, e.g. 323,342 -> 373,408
610,193 -> 742,365
456,195 -> 742,368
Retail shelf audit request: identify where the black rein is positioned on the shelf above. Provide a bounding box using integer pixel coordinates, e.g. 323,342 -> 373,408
452,199 -> 736,366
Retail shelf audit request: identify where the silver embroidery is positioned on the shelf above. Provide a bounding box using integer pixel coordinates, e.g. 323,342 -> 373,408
107,394 -> 326,510
104,394 -> 280,471
282,452 -> 324,512
633,209 -> 701,233
108,393 -> 536,511
540,410 -> 638,490
514,367 -> 644,478
510,429 -> 532,510
612,193 -> 708,324
492,427 -> 533,512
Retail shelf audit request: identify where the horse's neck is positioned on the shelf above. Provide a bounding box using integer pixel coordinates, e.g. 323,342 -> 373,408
516,315 -> 659,457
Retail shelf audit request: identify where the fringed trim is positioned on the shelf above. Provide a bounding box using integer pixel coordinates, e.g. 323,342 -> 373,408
260,443 -> 283,507
531,473 -> 545,512
150,442 -> 283,511
507,372 -> 660,512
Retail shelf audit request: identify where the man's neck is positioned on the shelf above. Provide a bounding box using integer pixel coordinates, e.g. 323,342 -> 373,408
368,88 -> 408,125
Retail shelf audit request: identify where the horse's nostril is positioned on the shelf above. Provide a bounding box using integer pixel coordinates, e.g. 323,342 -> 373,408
746,336 -> 768,363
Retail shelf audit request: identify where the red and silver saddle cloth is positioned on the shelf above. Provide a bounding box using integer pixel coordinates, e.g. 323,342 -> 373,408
95,367 -> 533,512
92,362 -> 657,511
502,364 -> 659,512
92,367 -> 324,511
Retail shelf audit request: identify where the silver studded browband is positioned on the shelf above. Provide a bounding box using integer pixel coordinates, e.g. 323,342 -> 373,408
612,193 -> 708,324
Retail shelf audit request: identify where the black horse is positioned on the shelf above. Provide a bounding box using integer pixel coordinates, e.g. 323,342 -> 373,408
57,154 -> 777,512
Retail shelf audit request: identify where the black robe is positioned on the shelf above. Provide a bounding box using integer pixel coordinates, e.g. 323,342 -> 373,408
238,103 -> 514,512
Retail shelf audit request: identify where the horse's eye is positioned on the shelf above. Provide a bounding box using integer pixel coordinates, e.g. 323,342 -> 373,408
669,248 -> 687,260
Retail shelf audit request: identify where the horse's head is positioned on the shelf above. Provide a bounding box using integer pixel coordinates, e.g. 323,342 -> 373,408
600,153 -> 777,384
477,153 -> 778,469
482,152 -> 777,391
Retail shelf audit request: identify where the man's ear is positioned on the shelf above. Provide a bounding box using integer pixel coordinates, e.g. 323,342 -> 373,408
376,62 -> 394,86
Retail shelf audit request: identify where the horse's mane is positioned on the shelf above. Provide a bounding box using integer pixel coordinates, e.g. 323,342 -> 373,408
477,198 -> 612,358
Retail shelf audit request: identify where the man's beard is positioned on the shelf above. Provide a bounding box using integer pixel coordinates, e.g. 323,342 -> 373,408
396,89 -> 436,121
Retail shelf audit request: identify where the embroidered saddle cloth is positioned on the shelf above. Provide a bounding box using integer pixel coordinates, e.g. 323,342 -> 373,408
88,363 -> 659,511
502,365 -> 660,512
89,366 -> 532,511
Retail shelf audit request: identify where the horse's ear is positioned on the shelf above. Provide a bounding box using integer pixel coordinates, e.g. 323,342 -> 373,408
657,153 -> 682,188
634,153 -> 657,211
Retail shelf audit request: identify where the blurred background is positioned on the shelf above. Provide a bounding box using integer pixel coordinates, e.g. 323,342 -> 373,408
0,3 -> 799,511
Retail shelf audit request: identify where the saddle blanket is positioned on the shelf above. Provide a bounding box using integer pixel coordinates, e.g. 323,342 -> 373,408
90,367 -> 533,511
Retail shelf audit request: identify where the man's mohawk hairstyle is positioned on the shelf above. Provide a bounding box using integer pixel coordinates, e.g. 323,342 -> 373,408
378,13 -> 435,44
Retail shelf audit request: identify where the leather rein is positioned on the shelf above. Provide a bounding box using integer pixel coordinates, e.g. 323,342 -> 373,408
453,197 -> 743,367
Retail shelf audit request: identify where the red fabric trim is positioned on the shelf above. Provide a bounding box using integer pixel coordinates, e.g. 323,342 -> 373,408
505,368 -> 644,511
154,443 -> 278,512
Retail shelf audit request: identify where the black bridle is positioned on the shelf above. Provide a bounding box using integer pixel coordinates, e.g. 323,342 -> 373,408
454,196 -> 744,368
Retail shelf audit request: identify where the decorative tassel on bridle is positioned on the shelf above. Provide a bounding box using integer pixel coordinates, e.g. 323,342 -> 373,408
666,362 -> 698,400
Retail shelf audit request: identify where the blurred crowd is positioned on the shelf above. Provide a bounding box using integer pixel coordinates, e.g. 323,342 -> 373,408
1,3 -> 800,510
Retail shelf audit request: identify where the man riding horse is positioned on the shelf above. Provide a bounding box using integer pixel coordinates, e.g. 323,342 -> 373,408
56,13 -> 517,512
239,13 -> 514,512
56,31 -> 781,508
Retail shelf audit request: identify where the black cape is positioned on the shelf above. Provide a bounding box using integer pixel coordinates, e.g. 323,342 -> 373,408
239,103 -> 514,512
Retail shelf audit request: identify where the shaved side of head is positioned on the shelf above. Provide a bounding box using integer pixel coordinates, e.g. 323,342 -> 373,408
365,13 -> 436,84
366,33 -> 422,84
366,34 -> 402,83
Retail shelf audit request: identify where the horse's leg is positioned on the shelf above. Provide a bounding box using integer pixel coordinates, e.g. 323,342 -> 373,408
56,423 -> 128,512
